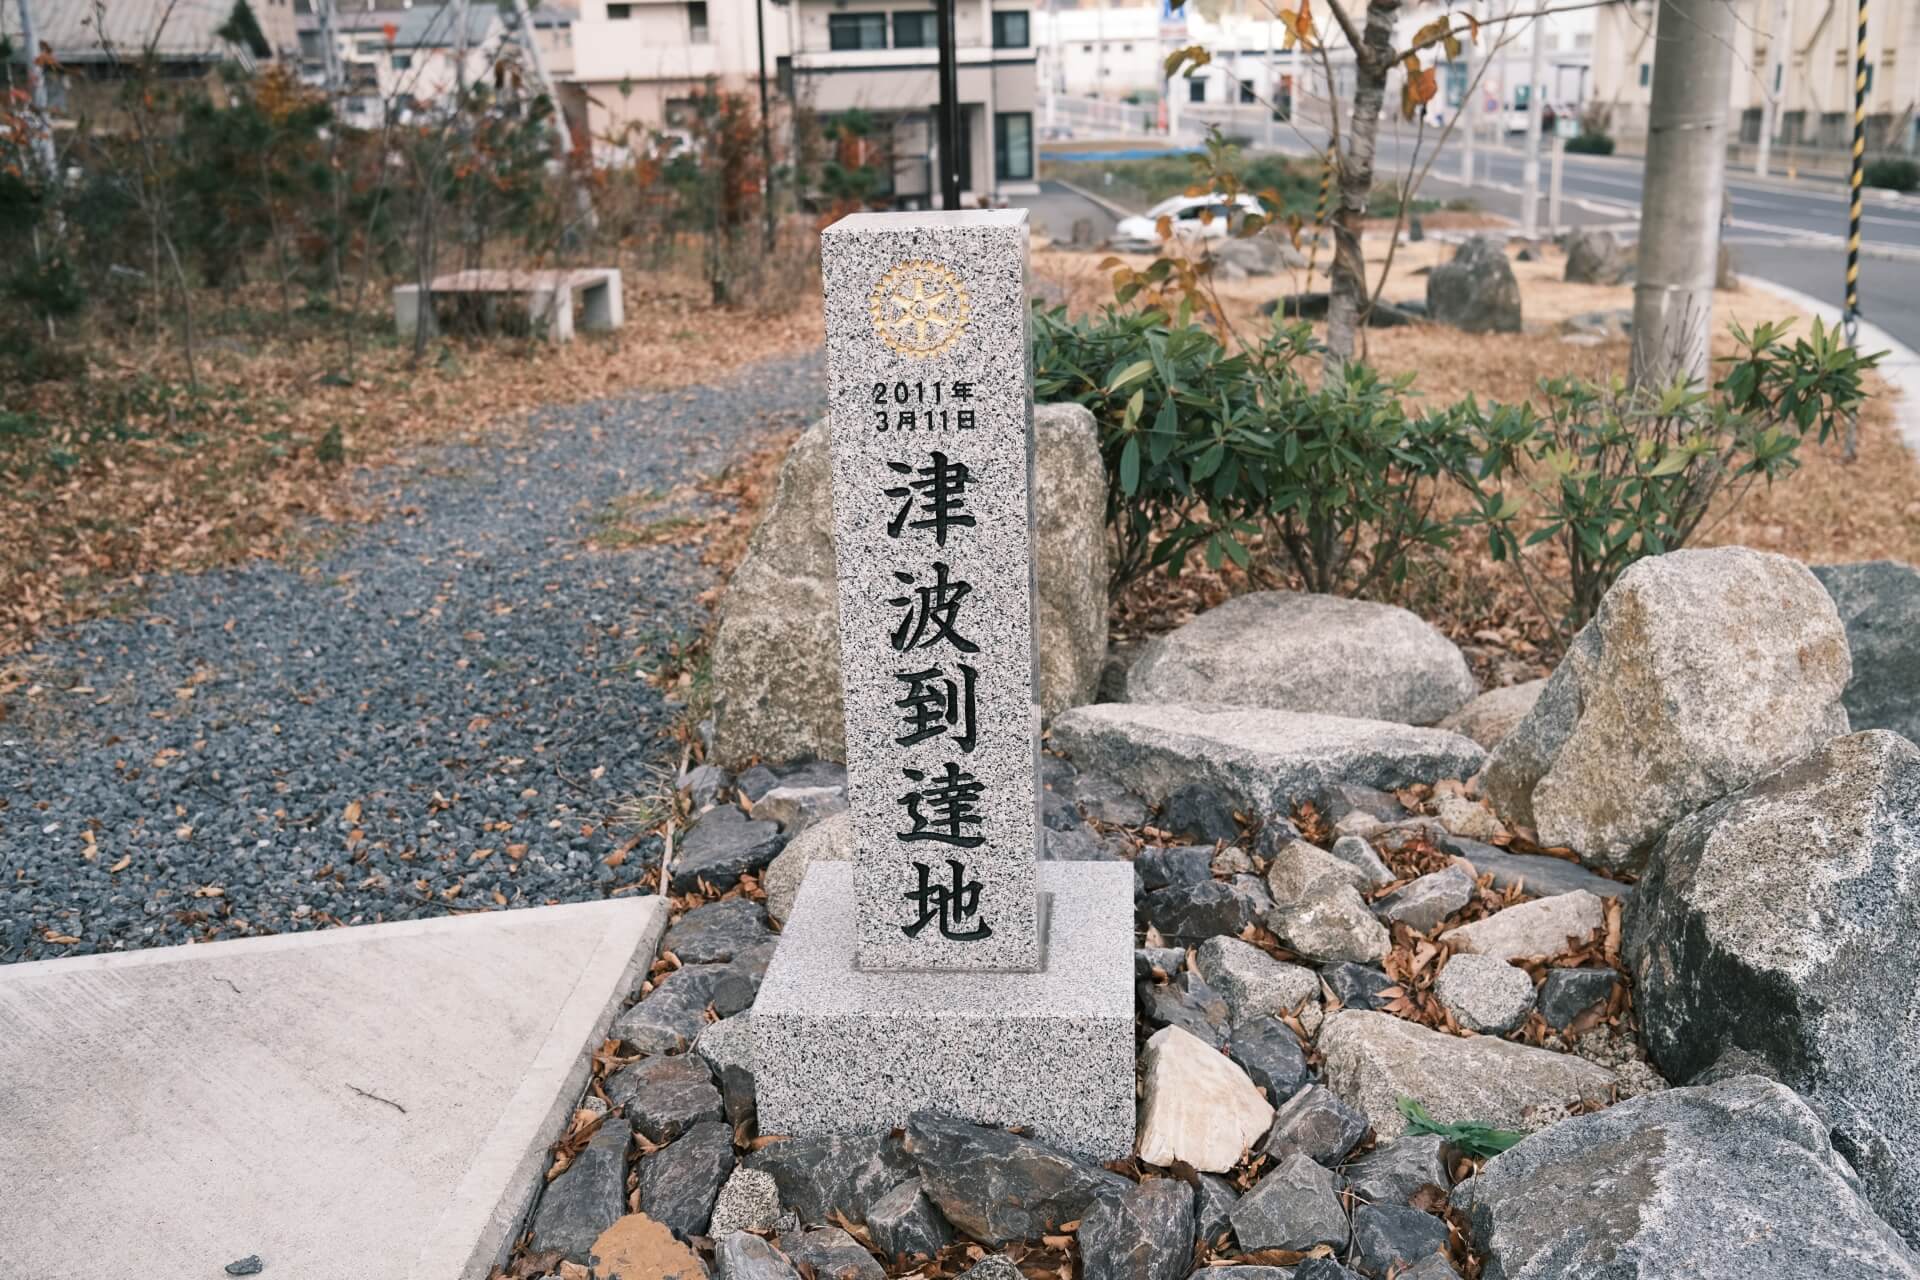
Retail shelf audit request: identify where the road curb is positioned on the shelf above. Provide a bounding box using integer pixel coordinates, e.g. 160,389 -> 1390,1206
1745,277 -> 1920,458
1048,174 -> 1142,225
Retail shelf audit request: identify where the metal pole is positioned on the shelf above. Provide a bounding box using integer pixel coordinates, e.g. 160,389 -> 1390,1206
1460,0 -> 1476,184
14,0 -> 56,185
1756,0 -> 1787,176
756,0 -> 776,249
1520,13 -> 1544,238
452,0 -> 470,95
1548,129 -> 1564,228
1844,0 -> 1866,342
511,0 -> 572,159
935,0 -> 963,208
1265,16 -> 1276,149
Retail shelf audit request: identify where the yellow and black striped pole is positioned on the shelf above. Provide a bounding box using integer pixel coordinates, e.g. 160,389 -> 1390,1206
1844,0 -> 1867,344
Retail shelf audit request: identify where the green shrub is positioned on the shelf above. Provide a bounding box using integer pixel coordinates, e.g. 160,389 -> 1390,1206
1565,132 -> 1615,156
1864,156 -> 1920,193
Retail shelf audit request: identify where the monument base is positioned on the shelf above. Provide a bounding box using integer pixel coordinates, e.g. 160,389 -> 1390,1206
752,860 -> 1136,1162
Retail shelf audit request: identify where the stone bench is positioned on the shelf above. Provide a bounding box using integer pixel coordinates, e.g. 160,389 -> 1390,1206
393,267 -> 624,344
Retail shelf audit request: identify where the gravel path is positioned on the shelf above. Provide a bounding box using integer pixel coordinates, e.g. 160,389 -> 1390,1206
1,352 -> 826,963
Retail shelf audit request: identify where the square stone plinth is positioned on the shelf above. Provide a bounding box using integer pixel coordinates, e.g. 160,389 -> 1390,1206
753,859 -> 1135,1161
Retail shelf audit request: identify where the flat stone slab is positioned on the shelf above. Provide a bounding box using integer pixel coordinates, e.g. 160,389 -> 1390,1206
753,860 -> 1135,1160
1048,703 -> 1486,815
1440,836 -> 1632,900
0,898 -> 669,1280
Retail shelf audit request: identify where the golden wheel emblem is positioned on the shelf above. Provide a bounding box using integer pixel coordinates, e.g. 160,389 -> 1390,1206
869,260 -> 970,357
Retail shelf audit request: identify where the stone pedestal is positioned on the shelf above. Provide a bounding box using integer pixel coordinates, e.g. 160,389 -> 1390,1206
751,860 -> 1135,1161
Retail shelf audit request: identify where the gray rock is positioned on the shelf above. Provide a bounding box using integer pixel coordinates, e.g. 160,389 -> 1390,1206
1127,593 -> 1478,726
611,984 -> 711,1054
1160,782 -> 1241,844
780,1227 -> 884,1280
1341,1134 -> 1455,1208
715,1232 -> 803,1280
683,763 -> 735,810
1294,1264 -> 1367,1280
1075,773 -> 1151,827
957,1259 -> 1023,1280
1227,1015 -> 1313,1103
1213,846 -> 1255,876
865,1178 -> 953,1259
774,759 -> 848,790
1563,227 -> 1633,284
751,784 -> 848,837
1427,237 -> 1521,333
1196,936 -> 1320,1025
1077,1177 -> 1195,1280
762,809 -> 851,923
1138,971 -> 1232,1047
1142,875 -> 1272,942
1321,785 -> 1405,825
1813,561 -> 1920,743
672,805 -> 785,893
663,898 -> 772,964
904,1112 -> 1130,1246
1352,1204 -> 1449,1277
1483,547 -> 1851,872
1390,1257 -> 1459,1280
224,1259 -> 264,1277
1265,885 -> 1390,965
1229,1152 -> 1349,1252
1454,1075 -> 1920,1277
1268,839 -> 1379,903
609,1054 -> 724,1143
1255,815 -> 1306,855
710,407 -> 1108,768
737,766 -> 781,802
637,1119 -> 736,1240
1536,967 -> 1618,1029
1436,679 -> 1547,750
1042,786 -> 1083,832
1328,835 -> 1395,887
1433,953 -> 1536,1035
1135,844 -> 1215,892
1441,890 -> 1605,962
1321,962 -> 1397,1011
1259,1083 -> 1369,1166
1194,1174 -> 1239,1248
528,1123 -> 629,1261
747,1130 -> 915,1226
1319,1010 -> 1615,1140
1047,822 -> 1119,861
709,1166 -> 786,1237
1050,704 -> 1485,821
1627,729 -> 1920,1244
1372,864 -> 1476,933
1437,834 -> 1628,899
1191,1271 -> 1301,1280
1135,946 -> 1188,981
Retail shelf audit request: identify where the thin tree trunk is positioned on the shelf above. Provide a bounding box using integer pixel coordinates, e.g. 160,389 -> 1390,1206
1323,0 -> 1399,372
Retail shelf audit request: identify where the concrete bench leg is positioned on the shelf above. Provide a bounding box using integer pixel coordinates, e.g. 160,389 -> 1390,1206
393,284 -> 436,340
528,288 -> 575,344
581,272 -> 624,332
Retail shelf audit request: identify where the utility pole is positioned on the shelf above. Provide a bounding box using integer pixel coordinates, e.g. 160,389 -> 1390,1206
755,0 -> 776,249
1631,0 -> 1737,388
14,0 -> 57,186
1459,0 -> 1476,184
1519,12 -> 1545,238
934,0 -> 963,208
511,0 -> 572,160
1264,13 -> 1276,148
452,0 -> 470,95
1756,0 -> 1787,176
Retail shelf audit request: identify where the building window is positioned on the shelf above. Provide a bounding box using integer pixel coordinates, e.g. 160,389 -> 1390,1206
992,10 -> 1029,48
1121,42 -> 1132,50
829,12 -> 888,50
894,11 -> 936,47
688,1 -> 708,40
1637,62 -> 1649,86
391,52 -> 412,69
1188,78 -> 1205,103
995,111 -> 1033,180
1082,42 -> 1093,51
1239,78 -> 1255,103
606,2 -> 631,15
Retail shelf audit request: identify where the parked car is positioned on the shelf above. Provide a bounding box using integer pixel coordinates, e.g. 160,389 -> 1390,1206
1112,192 -> 1266,248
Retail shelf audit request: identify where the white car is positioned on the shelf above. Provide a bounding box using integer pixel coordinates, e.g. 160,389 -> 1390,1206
1113,193 -> 1266,248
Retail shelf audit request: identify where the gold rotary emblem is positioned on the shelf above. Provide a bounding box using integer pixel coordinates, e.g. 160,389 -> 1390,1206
869,260 -> 970,357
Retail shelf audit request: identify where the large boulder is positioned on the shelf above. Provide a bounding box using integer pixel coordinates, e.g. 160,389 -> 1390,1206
1048,704 -> 1485,819
1454,1075 -> 1920,1277
1563,228 -> 1633,285
1426,237 -> 1522,334
1125,593 -> 1478,726
1627,730 -> 1920,1244
1812,560 -> 1920,744
1483,547 -> 1851,872
710,406 -> 1108,768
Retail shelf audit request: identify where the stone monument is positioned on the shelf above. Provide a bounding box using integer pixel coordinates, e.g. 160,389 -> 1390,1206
751,210 -> 1134,1160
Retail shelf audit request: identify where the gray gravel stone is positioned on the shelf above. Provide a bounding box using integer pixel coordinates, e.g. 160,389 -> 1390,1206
1321,962 -> 1397,1011
865,1178 -> 952,1259
957,1258 -> 1023,1280
609,1054 -> 724,1143
1160,783 -> 1241,844
746,1129 -> 915,1226
1196,936 -> 1319,1025
752,784 -> 849,838
1265,885 -> 1390,965
1328,836 -> 1395,887
1434,953 -> 1536,1034
1352,1204 -> 1448,1276
1341,1134 -> 1455,1209
709,1166 -> 786,1237
736,766 -> 781,802
1260,1083 -> 1369,1166
662,898 -> 771,964
1077,1177 -> 1195,1280
1142,875 -> 1271,942
1135,845 -> 1215,892
1229,1152 -> 1349,1252
1536,967 -> 1618,1029
1293,1264 -> 1366,1280
637,1119 -> 736,1240
1813,561 -> 1920,743
1073,773 -> 1151,826
1436,835 -> 1629,900
1321,785 -> 1406,825
1134,946 -> 1187,980
529,1123 -> 629,1262
1226,1015 -> 1312,1103
1193,1173 -> 1239,1248
905,1112 -> 1130,1246
715,1232 -> 803,1280
780,1227 -> 884,1280
1372,864 -> 1476,933
672,806 -> 785,893
1138,971 -> 1232,1047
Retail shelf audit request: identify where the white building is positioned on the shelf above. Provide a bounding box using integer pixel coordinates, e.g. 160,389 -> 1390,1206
297,4 -> 508,128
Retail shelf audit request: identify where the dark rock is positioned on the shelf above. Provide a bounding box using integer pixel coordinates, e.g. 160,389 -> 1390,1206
1813,561 -> 1920,744
780,1227 -> 885,1280
1078,1177 -> 1195,1280
1371,865 -> 1475,932
735,766 -> 781,803
866,1178 -> 953,1259
1564,228 -> 1632,284
959,1259 -> 1024,1280
1386,1258 -> 1458,1280
672,805 -> 784,893
1194,1173 -> 1239,1248
1226,1015 -> 1312,1103
1187,1270 -> 1295,1280
663,898 -> 772,964
774,760 -> 849,789
1255,816 -> 1303,856
1352,1204 -> 1449,1276
609,1054 -> 724,1143
747,1130 -> 915,1226
1043,786 -> 1084,832
1627,730 -> 1920,1242
1047,823 -> 1120,861
904,1112 -> 1130,1246
1426,237 -> 1521,334
1075,773 -> 1151,827
1321,962 -> 1397,1011
1142,876 -> 1271,942
1041,755 -> 1079,790
752,783 -> 849,837
1259,1084 -> 1368,1166
1228,1152 -> 1348,1251
529,1124 -> 630,1261
1454,1075 -> 1920,1277
683,763 -> 735,809
1135,946 -> 1188,981
1438,834 -> 1629,899
1161,783 -> 1240,844
1341,1134 -> 1454,1208
716,1232 -> 803,1280
1293,1264 -> 1366,1280
1138,972 -> 1232,1047
1319,785 -> 1404,825
1136,845 -> 1215,892
1537,966 -> 1618,1029
711,942 -> 776,1017
695,1013 -> 757,1129
224,1259 -> 264,1277
611,982 -> 712,1054
638,1119 -> 736,1240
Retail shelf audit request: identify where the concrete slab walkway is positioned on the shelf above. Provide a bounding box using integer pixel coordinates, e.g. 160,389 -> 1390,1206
0,897 -> 668,1280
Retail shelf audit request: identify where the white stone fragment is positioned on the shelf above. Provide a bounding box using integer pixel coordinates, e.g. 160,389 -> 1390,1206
1137,1025 -> 1275,1173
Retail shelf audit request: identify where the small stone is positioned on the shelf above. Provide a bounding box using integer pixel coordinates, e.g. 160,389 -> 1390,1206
530,1124 -> 630,1261
224,1258 -> 264,1277
1226,1015 -> 1312,1104
957,1258 -> 1024,1280
1328,836 -> 1395,887
636,1119 -> 735,1240
1442,890 -> 1605,962
1321,784 -> 1405,825
663,898 -> 772,965
747,1130 -> 915,1226
1078,1177 -> 1195,1280
1134,946 -> 1188,980
735,766 -> 781,802
906,1112 -> 1130,1245
1043,786 -> 1084,832
1074,773 -> 1151,827
1138,1025 -> 1275,1172
1212,846 -> 1254,876
1321,962 -> 1398,1011
1047,823 -> 1117,861
1135,844 -> 1215,892
1433,793 -> 1503,842
1372,865 -> 1477,933
610,986 -> 710,1055
761,809 -> 852,923
751,784 -> 849,837
1195,936 -> 1319,1026
672,805 -> 785,893
1142,876 -> 1271,942
1259,1083 -> 1369,1166
1191,1270 -> 1296,1280
589,1214 -> 711,1280
866,1178 -> 953,1259
1389,1257 -> 1460,1280
1437,834 -> 1628,900
1335,811 -> 1386,840
1266,886 -> 1390,965
1255,816 -> 1304,855
1194,1173 -> 1239,1248
1293,1264 -> 1366,1280
1352,1204 -> 1450,1278
1228,1152 -> 1349,1252
709,1166 -> 785,1237
1341,1134 -> 1455,1208
1161,782 -> 1241,844
715,1232 -> 802,1280
1138,972 -> 1232,1048
1537,966 -> 1619,1029
781,1227 -> 884,1280
682,763 -> 735,810
1267,839 -> 1377,903
608,1054 -> 724,1143
693,1011 -> 756,1126
1437,680 -> 1547,750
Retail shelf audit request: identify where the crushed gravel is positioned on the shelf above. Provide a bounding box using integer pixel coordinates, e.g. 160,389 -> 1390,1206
0,353 -> 825,962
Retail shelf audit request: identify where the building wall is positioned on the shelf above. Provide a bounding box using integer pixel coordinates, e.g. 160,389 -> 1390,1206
572,0 -> 789,139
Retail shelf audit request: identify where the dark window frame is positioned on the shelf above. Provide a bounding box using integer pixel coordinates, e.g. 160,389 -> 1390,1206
991,10 -> 1029,48
828,11 -> 889,50
893,10 -> 937,47
1188,77 -> 1205,103
994,110 -> 1033,181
